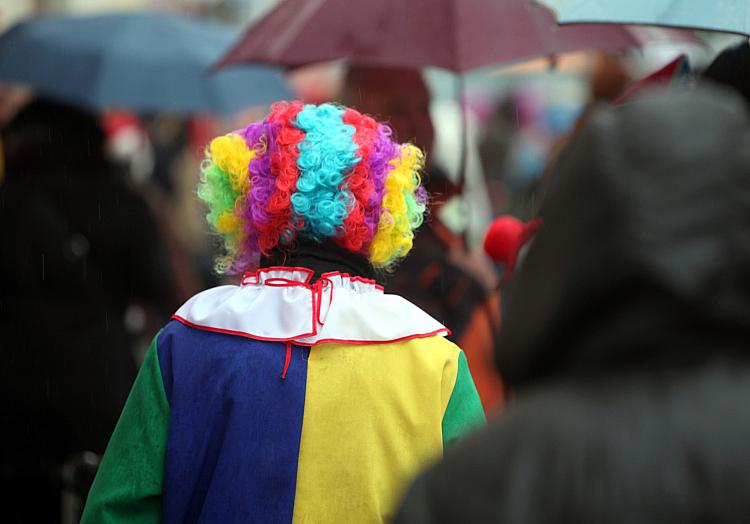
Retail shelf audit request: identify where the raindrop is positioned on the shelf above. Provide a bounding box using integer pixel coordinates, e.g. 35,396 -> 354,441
67,233 -> 90,260
124,305 -> 146,334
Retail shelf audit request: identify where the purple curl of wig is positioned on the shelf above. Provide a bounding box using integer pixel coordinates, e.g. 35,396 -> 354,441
362,123 -> 400,237
229,118 -> 279,272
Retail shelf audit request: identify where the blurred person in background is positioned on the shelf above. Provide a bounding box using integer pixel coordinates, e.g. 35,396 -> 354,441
103,111 -> 208,307
477,95 -> 529,219
341,66 -> 505,412
589,52 -> 632,103
703,40 -> 750,109
81,101 -> 485,523
0,93 -> 172,523
0,83 -> 31,131
395,87 -> 750,523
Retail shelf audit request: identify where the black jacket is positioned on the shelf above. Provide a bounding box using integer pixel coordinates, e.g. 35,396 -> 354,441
0,100 -> 170,479
394,87 -> 750,524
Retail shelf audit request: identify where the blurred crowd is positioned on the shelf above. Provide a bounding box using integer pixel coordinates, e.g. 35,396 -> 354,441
2,1 -> 750,523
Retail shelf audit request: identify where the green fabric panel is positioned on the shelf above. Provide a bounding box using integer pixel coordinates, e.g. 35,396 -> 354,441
81,333 -> 169,524
441,351 -> 486,447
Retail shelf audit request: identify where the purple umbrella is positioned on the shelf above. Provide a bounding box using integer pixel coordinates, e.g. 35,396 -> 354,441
218,0 -> 644,72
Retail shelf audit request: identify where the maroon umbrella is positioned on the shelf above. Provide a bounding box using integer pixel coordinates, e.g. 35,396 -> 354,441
219,0 -> 642,72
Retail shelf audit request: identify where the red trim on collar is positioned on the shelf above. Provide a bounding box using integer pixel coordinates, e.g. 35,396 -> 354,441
241,266 -> 315,286
171,315 -> 450,346
306,328 -> 451,346
320,271 -> 385,291
173,314 -> 318,342
242,267 -> 384,292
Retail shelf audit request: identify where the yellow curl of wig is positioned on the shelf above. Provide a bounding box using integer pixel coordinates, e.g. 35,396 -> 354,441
369,144 -> 426,267
210,133 -> 254,193
198,103 -> 428,275
198,132 -> 257,272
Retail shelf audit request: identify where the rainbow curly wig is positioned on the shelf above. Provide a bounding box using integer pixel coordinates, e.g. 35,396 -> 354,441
198,101 -> 428,274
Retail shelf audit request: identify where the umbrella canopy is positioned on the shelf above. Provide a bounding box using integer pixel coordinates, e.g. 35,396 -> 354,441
218,0 -> 643,72
538,0 -> 750,36
0,13 -> 293,114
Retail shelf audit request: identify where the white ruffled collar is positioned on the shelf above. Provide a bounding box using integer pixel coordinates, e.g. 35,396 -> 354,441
173,267 -> 449,346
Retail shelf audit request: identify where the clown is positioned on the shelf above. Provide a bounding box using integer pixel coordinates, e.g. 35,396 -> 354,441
81,101 -> 485,523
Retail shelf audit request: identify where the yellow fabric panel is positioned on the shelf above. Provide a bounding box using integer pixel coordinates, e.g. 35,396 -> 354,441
292,336 -> 461,524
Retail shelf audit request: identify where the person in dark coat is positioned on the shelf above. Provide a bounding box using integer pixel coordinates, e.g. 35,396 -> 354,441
703,40 -> 750,109
394,86 -> 750,524
0,97 -> 171,523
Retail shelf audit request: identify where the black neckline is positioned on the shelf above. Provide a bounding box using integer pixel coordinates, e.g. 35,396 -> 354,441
260,241 -> 376,283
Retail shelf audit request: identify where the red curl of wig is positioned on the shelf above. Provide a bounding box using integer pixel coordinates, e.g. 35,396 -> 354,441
336,108 -> 379,253
255,101 -> 306,254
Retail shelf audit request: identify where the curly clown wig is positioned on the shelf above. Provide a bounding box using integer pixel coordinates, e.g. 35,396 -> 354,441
198,101 -> 428,274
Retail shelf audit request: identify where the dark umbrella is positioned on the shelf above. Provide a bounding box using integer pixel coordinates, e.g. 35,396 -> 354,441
0,12 -> 293,115
218,0 -> 642,72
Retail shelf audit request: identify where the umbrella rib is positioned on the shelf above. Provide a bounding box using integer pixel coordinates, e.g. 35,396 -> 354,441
531,3 -> 556,59
268,0 -> 329,59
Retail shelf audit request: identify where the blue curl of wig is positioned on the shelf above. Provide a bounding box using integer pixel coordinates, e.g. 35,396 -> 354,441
291,103 -> 360,240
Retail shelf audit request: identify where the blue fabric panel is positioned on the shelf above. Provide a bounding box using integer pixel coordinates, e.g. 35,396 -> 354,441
156,320 -> 309,524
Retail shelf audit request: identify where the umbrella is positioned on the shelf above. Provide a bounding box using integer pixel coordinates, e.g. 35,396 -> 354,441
218,0 -> 644,73
217,0 -> 654,192
0,13 -> 293,115
217,0 -> 698,201
538,0 -> 750,36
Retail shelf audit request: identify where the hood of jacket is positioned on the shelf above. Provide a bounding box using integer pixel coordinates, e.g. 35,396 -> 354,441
497,87 -> 750,387
2,97 -> 107,178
